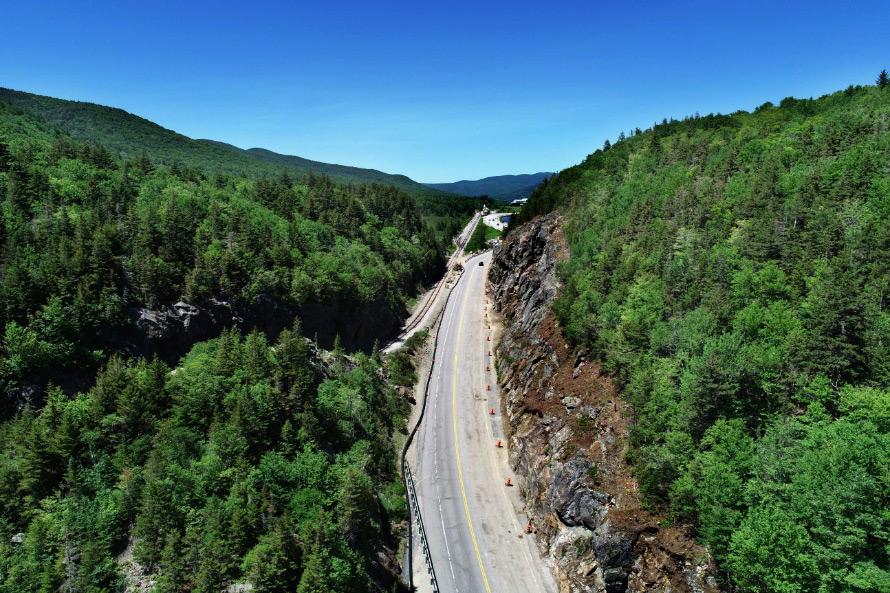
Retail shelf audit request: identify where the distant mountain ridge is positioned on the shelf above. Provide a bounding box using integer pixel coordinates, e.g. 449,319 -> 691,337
425,172 -> 553,201
0,87 -> 458,199
198,139 -> 444,197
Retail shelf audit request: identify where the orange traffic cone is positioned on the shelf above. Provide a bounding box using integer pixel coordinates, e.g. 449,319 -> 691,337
487,385 -> 491,391
497,439 -> 502,448
505,478 -> 512,486
486,365 -> 490,371
487,336 -> 490,341
488,351 -> 492,356
525,523 -> 532,534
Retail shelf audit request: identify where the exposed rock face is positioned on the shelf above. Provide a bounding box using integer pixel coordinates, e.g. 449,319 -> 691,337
488,214 -> 718,593
106,295 -> 400,366
101,296 -> 293,365
7,292 -> 402,417
297,296 -> 401,354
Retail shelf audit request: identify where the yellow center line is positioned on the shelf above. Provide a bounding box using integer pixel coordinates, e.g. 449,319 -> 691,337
453,263 -> 493,593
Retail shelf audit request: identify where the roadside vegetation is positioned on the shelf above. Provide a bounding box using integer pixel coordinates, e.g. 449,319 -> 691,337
483,224 -> 502,242
515,80 -> 890,591
386,330 -> 428,388
465,219 -> 489,252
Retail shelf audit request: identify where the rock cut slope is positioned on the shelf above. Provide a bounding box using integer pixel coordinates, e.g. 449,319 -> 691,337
488,214 -> 719,593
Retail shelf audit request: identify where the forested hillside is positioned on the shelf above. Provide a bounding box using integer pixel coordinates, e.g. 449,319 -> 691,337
0,325 -> 409,593
0,87 -> 490,236
513,82 -> 890,591
202,140 -> 447,197
0,91 -> 459,590
0,94 -> 450,400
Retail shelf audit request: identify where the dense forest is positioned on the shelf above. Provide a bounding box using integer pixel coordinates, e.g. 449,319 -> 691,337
0,326 -> 411,592
0,87 -> 492,246
514,81 -> 890,591
0,92 -> 460,590
0,95 -> 459,404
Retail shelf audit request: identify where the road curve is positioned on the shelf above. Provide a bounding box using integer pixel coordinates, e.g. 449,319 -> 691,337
412,251 -> 557,593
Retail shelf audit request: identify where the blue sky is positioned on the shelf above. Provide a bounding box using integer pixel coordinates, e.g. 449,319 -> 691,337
2,0 -> 888,182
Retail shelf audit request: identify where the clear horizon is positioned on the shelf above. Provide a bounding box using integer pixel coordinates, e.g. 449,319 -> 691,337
3,0 -> 888,182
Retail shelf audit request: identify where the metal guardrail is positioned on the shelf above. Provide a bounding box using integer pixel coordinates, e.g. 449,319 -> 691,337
401,260 -> 473,591
405,460 -> 439,592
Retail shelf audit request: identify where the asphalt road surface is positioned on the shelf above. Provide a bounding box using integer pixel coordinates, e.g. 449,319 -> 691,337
413,251 -> 557,593
451,212 -> 482,262
482,212 -> 508,231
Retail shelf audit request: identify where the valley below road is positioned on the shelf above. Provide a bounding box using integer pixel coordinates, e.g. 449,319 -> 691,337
408,250 -> 557,593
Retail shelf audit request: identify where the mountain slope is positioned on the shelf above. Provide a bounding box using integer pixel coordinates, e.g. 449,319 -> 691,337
0,87 -> 460,200
425,172 -> 552,201
0,90 -> 449,379
489,181 -> 542,203
200,139 -> 455,199
0,87 -> 283,177
509,83 -> 890,592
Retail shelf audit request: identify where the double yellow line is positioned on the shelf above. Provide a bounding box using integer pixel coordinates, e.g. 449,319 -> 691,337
452,263 -> 492,593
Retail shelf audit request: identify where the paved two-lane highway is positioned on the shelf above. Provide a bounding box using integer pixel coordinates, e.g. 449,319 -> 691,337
412,251 -> 556,593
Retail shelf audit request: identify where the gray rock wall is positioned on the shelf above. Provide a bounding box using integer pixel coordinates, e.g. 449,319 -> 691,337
103,294 -> 399,366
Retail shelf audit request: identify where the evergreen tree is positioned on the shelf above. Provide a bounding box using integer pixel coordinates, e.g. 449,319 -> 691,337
275,323 -> 314,415
336,465 -> 377,550
0,140 -> 10,172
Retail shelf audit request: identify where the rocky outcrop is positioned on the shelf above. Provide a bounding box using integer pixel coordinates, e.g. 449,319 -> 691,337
104,295 -> 400,367
488,214 -> 718,593
7,292 -> 402,418
296,296 -> 401,354
99,296 -> 293,366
